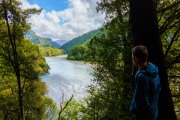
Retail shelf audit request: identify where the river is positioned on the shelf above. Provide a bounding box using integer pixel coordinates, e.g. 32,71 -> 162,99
40,55 -> 94,107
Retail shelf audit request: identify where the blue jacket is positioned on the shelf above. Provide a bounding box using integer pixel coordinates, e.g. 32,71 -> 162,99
130,63 -> 161,120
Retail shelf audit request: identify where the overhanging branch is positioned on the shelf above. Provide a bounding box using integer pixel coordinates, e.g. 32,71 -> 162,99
164,26 -> 180,58
157,1 -> 180,13
166,55 -> 180,69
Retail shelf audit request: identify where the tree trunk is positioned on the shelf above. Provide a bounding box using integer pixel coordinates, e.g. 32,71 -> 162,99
2,1 -> 24,119
129,0 -> 177,119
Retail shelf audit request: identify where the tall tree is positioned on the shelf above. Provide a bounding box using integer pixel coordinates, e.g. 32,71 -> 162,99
0,0 -> 41,119
157,0 -> 180,118
129,0 -> 177,119
97,0 -> 133,115
81,0 -> 133,119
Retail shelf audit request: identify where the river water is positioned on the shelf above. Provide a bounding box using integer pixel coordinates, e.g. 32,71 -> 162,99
40,55 -> 93,107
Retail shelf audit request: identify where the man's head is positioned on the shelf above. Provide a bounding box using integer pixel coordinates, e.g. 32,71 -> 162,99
131,45 -> 148,67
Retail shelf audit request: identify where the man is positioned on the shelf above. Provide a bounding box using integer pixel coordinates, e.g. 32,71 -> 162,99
130,45 -> 161,120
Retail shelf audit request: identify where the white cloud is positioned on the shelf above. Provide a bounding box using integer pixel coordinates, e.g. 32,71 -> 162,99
19,0 -> 40,9
20,0 -> 105,41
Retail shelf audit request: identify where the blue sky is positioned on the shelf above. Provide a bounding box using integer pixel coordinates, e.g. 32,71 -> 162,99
27,0 -> 68,11
21,0 -> 105,40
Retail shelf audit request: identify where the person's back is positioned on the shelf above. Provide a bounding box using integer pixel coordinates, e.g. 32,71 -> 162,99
130,45 -> 161,120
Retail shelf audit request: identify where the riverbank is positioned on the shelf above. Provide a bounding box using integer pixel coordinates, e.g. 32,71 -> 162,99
45,54 -> 91,66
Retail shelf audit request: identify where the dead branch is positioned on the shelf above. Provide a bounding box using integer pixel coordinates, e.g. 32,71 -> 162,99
58,95 -> 73,120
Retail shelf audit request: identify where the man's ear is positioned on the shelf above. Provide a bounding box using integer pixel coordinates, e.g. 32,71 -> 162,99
134,56 -> 138,61
134,56 -> 140,65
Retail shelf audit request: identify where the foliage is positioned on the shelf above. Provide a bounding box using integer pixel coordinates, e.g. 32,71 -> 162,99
40,47 -> 64,57
0,38 -> 56,119
78,0 -> 133,119
0,76 -> 57,119
78,0 -> 179,120
66,29 -> 105,61
61,29 -> 103,53
19,39 -> 50,75
0,0 -> 179,119
129,0 -> 179,119
0,0 -> 56,119
59,100 -> 83,120
67,46 -> 88,61
84,31 -> 132,119
51,99 -> 84,120
157,0 -> 180,118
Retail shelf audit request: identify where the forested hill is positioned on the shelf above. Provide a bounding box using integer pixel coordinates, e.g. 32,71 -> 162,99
60,28 -> 103,53
54,40 -> 69,46
25,30 -> 61,48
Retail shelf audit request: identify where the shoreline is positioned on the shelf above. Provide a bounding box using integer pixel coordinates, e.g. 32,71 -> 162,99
45,54 -> 92,66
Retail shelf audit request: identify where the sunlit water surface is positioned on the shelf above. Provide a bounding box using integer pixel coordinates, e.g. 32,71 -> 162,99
40,55 -> 93,107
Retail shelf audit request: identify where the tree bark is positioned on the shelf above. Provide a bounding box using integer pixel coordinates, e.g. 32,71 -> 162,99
129,0 -> 177,119
2,1 -> 23,119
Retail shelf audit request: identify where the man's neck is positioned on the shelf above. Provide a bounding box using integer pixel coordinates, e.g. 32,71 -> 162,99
138,62 -> 148,69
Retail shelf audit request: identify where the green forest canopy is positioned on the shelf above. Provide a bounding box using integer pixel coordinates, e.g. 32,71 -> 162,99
60,28 -> 103,53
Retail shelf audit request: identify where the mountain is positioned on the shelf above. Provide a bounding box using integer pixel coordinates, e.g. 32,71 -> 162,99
54,40 -> 68,46
25,30 -> 61,48
60,28 -> 103,53
45,38 -> 62,48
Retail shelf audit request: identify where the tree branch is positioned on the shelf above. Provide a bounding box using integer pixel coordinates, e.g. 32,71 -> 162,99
166,55 -> 180,69
158,10 -> 165,24
0,53 -> 13,63
168,76 -> 180,78
171,94 -> 180,98
164,26 -> 180,58
159,8 -> 180,34
157,1 -> 180,13
58,95 -> 73,120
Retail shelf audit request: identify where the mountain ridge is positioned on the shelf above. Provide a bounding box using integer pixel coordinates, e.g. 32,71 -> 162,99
60,28 -> 103,53
25,30 -> 61,48
54,40 -> 69,46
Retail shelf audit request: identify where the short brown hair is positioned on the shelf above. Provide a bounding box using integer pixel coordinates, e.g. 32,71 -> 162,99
131,45 -> 148,63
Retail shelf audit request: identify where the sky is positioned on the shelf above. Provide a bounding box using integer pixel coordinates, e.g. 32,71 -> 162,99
19,0 -> 105,41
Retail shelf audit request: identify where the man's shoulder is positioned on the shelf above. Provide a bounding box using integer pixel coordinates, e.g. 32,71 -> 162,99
135,72 -> 147,84
135,71 -> 146,79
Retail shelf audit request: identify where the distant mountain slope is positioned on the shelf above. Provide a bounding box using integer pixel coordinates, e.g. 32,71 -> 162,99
54,40 -> 68,46
25,30 -> 61,48
45,38 -> 62,48
60,28 -> 103,53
